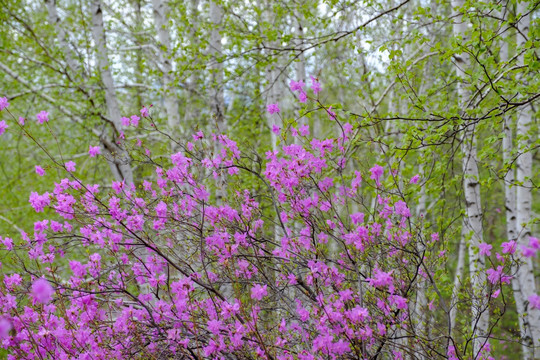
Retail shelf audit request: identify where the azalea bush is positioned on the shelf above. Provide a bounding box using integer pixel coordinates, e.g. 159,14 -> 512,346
0,86 -> 535,360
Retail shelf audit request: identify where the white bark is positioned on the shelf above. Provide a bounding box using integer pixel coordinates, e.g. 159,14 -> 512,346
209,1 -> 226,131
184,0 -> 200,124
91,0 -> 133,184
451,0 -> 488,354
498,5 -> 532,357
45,0 -> 80,74
45,0 -> 130,184
152,0 -> 181,130
515,3 -> 540,356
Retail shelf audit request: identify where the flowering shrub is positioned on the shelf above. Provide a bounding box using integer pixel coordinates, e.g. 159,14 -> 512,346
0,91 -> 534,359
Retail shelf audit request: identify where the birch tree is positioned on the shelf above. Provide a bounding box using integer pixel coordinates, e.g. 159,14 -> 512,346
209,0 -> 226,131
152,0 -> 181,131
451,0 -> 489,354
514,2 -> 540,356
91,0 -> 133,184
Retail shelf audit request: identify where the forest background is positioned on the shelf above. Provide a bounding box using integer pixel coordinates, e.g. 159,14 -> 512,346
0,0 -> 539,359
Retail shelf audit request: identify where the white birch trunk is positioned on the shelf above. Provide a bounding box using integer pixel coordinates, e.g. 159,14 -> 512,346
152,0 -> 181,130
209,1 -> 226,131
498,4 -> 533,356
451,0 -> 489,354
45,0 -> 80,74
184,0 -> 200,124
91,0 -> 133,184
515,3 -> 540,356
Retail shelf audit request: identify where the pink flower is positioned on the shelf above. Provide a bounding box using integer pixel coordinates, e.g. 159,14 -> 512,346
0,97 -> 9,111
368,268 -> 393,288
35,165 -> 45,176
0,318 -> 12,339
299,124 -> 309,136
492,289 -> 500,298
478,242 -> 492,256
501,240 -> 516,254
140,106 -> 149,117
36,111 -> 49,124
390,295 -> 407,310
272,124 -> 281,134
0,120 -> 7,135
267,103 -> 280,114
88,146 -> 101,157
529,294 -> 540,310
298,91 -> 307,103
130,115 -> 140,127
289,80 -> 305,92
193,131 -> 204,140
251,284 -> 268,301
327,106 -> 336,119
65,161 -> 76,172
486,266 -> 511,285
409,174 -> 420,184
369,164 -> 384,186
521,246 -> 537,258
529,236 -> 540,250
18,117 -> 25,125
310,76 -> 321,95
121,116 -> 130,127
31,278 -> 54,304
350,212 -> 364,225
1,236 -> 13,250
447,345 -> 458,360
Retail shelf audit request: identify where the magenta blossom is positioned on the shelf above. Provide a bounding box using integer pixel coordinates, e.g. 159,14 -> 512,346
529,294 -> 540,310
0,120 -> 7,135
478,242 -> 492,256
0,318 -> 11,340
31,278 -> 54,304
140,106 -> 149,117
251,284 -> 268,300
310,76 -> 321,95
529,236 -> 540,249
36,111 -> 49,124
88,146 -> 101,157
65,161 -> 76,172
289,80 -> 305,92
267,103 -> 280,114
501,240 -> 516,254
0,97 -> 9,111
35,165 -> 45,176
130,115 -> 140,127
368,268 -> 393,288
327,106 -> 336,119
369,164 -> 384,186
409,174 -> 420,184
121,116 -> 130,127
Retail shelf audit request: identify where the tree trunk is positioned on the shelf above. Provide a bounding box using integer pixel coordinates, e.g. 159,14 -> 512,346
209,1 -> 226,131
91,0 -> 133,184
514,3 -> 540,356
44,0 -> 80,74
152,0 -> 181,131
451,0 -> 489,354
498,4 -> 532,357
